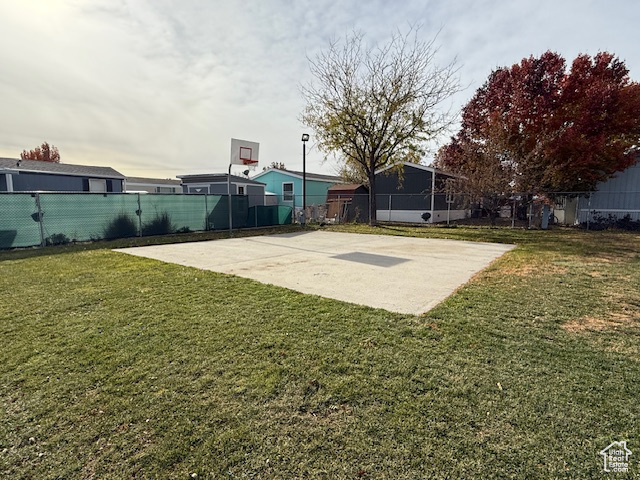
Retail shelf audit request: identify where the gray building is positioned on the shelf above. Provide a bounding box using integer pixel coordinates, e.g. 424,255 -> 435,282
0,157 -> 124,192
125,176 -> 182,193
177,173 -> 266,207
374,162 -> 467,223
575,160 -> 640,223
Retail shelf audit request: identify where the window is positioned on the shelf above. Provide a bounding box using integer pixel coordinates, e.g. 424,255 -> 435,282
283,182 -> 294,202
238,186 -> 245,195
89,178 -> 107,192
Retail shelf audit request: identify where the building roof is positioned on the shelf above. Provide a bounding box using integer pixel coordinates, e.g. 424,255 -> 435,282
0,157 -> 125,179
375,161 -> 460,178
252,168 -> 344,183
126,176 -> 182,186
177,173 -> 266,185
328,183 -> 368,192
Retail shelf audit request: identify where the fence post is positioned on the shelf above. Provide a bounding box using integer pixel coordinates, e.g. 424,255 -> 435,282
35,193 -> 45,247
204,194 -> 209,231
586,192 -> 592,231
137,193 -> 143,236
255,201 -> 258,227
512,197 -> 516,229
388,194 -> 392,221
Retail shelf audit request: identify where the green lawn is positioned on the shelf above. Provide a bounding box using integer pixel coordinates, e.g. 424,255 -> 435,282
1,225 -> 638,479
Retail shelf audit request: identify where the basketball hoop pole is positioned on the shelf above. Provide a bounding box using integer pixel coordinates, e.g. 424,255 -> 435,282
229,138 -> 259,235
301,133 -> 309,226
228,163 -> 233,236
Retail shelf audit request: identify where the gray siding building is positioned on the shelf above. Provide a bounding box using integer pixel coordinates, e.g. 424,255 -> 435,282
374,162 -> 467,223
0,157 -> 124,192
125,177 -> 182,193
576,160 -> 640,222
178,173 -> 266,207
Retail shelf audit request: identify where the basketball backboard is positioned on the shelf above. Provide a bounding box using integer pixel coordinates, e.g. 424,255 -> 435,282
230,138 -> 259,167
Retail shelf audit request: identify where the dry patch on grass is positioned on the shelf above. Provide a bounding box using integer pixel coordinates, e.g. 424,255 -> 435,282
563,316 -> 624,333
583,251 -> 639,265
562,310 -> 639,333
500,262 -> 568,277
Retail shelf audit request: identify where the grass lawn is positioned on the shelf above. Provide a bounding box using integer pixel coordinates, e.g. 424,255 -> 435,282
1,225 -> 639,479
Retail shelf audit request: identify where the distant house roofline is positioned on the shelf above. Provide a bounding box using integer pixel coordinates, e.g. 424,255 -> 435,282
375,161 -> 461,178
125,176 -> 182,186
252,167 -> 344,183
177,173 -> 266,185
328,183 -> 368,191
0,157 -> 125,179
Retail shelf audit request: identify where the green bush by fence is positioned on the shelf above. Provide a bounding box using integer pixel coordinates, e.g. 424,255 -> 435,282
0,193 -> 292,249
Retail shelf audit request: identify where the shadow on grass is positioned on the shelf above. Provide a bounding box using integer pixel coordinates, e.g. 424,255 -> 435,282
0,224 -> 301,262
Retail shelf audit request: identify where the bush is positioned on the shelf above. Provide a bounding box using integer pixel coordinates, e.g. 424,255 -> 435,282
104,214 -> 138,239
142,212 -> 174,236
583,213 -> 640,231
45,233 -> 71,246
176,226 -> 192,234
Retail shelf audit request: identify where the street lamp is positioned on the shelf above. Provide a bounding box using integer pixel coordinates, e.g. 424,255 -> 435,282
301,133 -> 309,225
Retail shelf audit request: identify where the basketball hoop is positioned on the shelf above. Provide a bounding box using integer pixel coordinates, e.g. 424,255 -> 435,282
228,138 -> 260,236
231,139 -> 260,166
240,147 -> 258,166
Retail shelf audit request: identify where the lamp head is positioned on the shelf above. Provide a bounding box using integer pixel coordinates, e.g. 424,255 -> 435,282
301,133 -> 310,142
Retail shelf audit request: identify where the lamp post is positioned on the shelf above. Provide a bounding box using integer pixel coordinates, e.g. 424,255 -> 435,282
301,133 -> 309,225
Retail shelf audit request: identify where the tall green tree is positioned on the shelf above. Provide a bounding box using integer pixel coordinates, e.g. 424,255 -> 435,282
301,28 -> 460,224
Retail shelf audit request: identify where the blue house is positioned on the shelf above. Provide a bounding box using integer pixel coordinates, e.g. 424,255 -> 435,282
251,168 -> 343,208
0,157 -> 124,192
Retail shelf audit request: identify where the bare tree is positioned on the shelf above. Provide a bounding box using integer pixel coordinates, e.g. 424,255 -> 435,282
264,162 -> 286,171
301,27 -> 460,224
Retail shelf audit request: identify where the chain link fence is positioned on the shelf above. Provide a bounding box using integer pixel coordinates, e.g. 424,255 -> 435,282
294,191 -> 640,230
0,193 -> 292,249
3,189 -> 638,249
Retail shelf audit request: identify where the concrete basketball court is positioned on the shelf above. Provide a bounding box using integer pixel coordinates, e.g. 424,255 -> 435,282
115,231 -> 514,315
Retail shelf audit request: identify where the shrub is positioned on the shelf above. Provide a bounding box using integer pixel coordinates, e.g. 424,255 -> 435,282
142,212 -> 174,236
583,213 -> 640,231
176,226 -> 192,234
104,213 -> 138,239
45,233 -> 71,246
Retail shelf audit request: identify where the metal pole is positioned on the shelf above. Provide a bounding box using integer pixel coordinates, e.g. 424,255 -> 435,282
586,192 -> 592,231
204,194 -> 209,231
35,193 -> 45,247
388,194 -> 392,221
512,197 -> 516,229
302,140 -> 306,226
430,171 -> 436,223
137,193 -> 143,236
228,164 -> 233,236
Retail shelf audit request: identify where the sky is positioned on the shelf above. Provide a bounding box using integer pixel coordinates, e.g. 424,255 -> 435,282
0,0 -> 638,179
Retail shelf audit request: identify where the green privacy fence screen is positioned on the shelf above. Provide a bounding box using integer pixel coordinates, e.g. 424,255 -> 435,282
0,193 -> 292,249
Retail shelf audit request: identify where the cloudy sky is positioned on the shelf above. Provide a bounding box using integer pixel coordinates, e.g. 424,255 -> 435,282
0,0 -> 638,179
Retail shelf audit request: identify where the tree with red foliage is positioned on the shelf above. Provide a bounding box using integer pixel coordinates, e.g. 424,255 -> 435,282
20,142 -> 61,163
436,51 -> 640,194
